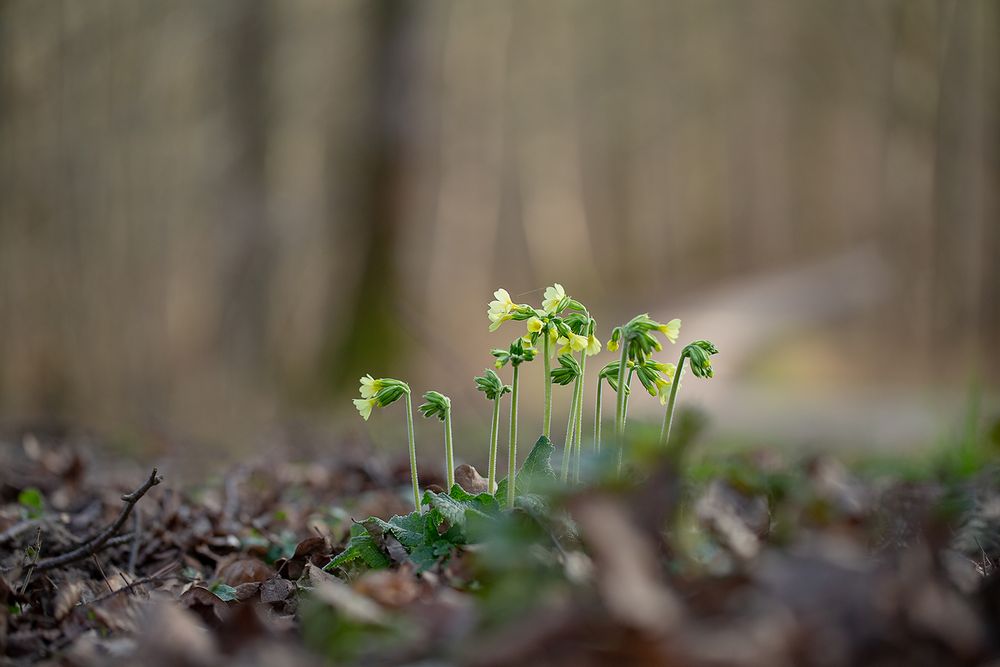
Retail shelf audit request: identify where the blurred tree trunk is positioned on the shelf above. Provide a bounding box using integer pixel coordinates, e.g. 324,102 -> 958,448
218,0 -> 272,375
931,0 -> 996,372
322,0 -> 418,390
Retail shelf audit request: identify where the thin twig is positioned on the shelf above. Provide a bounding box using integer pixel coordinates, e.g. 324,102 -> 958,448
92,554 -> 113,593
0,518 -> 44,545
33,469 -> 162,573
80,561 -> 180,607
18,527 -> 43,596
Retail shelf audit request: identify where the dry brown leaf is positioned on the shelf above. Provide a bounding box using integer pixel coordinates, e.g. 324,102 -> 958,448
53,580 -> 85,620
217,556 -> 273,586
455,464 -> 489,495
353,568 -> 421,608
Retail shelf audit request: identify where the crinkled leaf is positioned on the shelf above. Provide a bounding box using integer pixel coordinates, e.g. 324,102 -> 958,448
324,533 -> 390,571
495,436 -> 556,500
363,512 -> 427,549
421,487 -> 493,528
521,436 -> 555,480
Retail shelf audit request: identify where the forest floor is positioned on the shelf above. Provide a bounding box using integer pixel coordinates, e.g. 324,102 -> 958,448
2,416 -> 1000,667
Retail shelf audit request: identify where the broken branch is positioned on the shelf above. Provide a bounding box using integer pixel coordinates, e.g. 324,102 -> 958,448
33,469 -> 162,573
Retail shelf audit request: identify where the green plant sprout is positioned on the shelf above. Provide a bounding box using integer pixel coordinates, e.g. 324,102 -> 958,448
353,288 -> 717,519
474,369 -> 511,493
419,391 -> 455,490
660,340 -> 719,447
488,284 -> 593,443
606,315 -> 681,472
354,376 -> 420,511
492,337 -> 537,507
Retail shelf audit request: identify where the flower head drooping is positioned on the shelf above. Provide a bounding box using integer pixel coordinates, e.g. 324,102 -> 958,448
353,377 -> 409,420
353,375 -> 421,511
418,391 -> 451,421
526,316 -> 543,334
661,339 -> 719,446
599,360 -> 630,395
550,354 -> 582,387
542,283 -> 568,314
420,390 -> 456,489
474,369 -> 511,401
684,340 -> 719,378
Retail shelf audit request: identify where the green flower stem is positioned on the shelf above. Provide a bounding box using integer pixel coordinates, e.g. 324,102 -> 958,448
560,375 -> 581,482
444,406 -> 455,490
573,350 -> 587,483
506,364 -> 520,508
622,367 -> 635,429
613,342 -> 629,473
487,397 -> 501,493
594,378 -> 603,453
542,333 -> 552,438
404,392 -> 420,512
660,351 -> 689,447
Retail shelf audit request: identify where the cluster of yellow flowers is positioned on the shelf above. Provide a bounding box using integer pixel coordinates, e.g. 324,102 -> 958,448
353,281 -> 718,510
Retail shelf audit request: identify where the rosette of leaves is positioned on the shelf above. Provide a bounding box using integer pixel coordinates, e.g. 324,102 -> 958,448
324,437 -> 557,574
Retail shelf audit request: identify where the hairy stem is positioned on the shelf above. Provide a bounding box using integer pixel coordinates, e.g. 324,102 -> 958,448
542,333 -> 552,438
560,375 -> 581,482
506,364 -> 520,508
487,398 -> 501,493
594,378 -> 603,453
573,349 -> 587,483
405,392 -> 420,512
660,352 -> 688,447
444,407 -> 455,490
614,343 -> 629,474
622,367 -> 635,429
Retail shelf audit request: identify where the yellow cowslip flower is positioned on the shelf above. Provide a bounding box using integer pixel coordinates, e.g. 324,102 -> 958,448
359,374 -> 380,399
607,337 -> 619,352
655,376 -> 672,405
526,317 -> 543,334
586,334 -> 602,356
542,283 -> 566,314
488,288 -> 515,332
658,318 -> 682,344
353,397 -> 375,421
556,333 -> 588,356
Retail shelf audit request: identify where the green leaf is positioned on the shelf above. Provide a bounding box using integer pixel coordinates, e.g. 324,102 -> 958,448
421,489 -> 491,528
362,512 -> 427,549
18,487 -> 44,517
210,582 -> 239,602
325,532 -> 390,571
408,544 -> 441,572
521,436 -> 555,480
494,436 -> 556,502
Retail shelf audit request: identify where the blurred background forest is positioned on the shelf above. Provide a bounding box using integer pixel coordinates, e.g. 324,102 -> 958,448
0,0 -> 997,465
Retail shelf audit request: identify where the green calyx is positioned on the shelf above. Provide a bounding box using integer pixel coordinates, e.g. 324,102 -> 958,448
474,369 -> 511,401
418,391 -> 451,421
550,353 -> 582,386
492,338 -> 537,368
